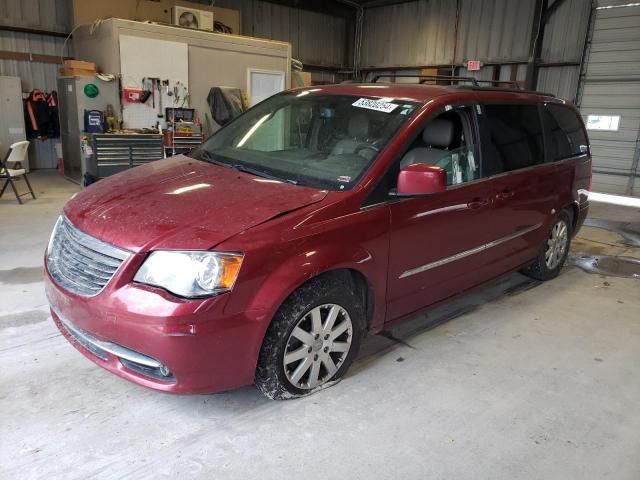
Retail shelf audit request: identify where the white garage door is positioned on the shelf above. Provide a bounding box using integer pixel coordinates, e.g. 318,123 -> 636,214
579,1 -> 640,197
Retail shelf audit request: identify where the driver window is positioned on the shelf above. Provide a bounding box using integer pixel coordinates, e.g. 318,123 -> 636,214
433,145 -> 478,185
398,108 -> 478,186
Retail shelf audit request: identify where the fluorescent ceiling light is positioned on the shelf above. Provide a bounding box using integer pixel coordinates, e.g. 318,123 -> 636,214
589,192 -> 640,208
596,2 -> 640,9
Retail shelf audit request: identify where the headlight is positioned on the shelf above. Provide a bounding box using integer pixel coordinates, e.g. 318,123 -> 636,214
134,251 -> 244,298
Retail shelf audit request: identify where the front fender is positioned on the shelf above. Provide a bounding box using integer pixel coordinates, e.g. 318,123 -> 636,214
250,242 -> 382,325
252,210 -> 390,328
221,204 -> 391,369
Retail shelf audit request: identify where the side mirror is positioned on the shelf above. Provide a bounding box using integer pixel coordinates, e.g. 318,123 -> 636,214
397,164 -> 447,196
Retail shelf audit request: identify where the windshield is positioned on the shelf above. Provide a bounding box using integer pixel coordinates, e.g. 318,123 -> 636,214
191,93 -> 421,190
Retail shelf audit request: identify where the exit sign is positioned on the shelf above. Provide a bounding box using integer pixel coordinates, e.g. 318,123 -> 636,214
467,60 -> 481,71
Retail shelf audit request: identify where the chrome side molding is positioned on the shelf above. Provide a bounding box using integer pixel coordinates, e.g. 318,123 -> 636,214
399,223 -> 542,279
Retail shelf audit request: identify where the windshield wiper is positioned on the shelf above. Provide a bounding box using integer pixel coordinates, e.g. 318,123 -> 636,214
193,150 -> 297,185
232,164 -> 298,185
192,149 -> 233,168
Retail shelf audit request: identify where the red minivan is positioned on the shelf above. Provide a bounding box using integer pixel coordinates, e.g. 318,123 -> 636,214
45,83 -> 591,399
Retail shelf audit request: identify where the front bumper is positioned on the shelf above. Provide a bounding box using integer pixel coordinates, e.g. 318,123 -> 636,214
45,263 -> 269,394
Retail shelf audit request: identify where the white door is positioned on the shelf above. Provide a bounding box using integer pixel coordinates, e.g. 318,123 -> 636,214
247,69 -> 285,107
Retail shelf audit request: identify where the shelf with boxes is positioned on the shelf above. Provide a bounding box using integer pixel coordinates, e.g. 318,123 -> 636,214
163,108 -> 203,157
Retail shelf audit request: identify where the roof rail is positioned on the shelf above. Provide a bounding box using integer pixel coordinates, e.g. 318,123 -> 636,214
371,74 -> 524,90
450,85 -> 556,97
474,79 -> 522,89
372,74 -> 480,86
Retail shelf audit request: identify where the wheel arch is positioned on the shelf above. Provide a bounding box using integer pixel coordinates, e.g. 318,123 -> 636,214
262,266 -> 378,332
236,240 -> 387,375
284,268 -> 375,330
253,267 -> 373,399
563,201 -> 579,234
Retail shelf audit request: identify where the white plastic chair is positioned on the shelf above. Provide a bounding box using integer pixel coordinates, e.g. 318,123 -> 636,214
0,141 -> 36,204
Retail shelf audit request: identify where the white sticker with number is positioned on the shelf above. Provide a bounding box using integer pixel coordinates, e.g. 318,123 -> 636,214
352,98 -> 398,113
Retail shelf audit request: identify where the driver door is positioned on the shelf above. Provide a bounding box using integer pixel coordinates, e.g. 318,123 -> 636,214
386,106 -> 496,321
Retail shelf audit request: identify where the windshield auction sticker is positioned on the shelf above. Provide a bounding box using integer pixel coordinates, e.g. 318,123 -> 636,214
352,98 -> 398,113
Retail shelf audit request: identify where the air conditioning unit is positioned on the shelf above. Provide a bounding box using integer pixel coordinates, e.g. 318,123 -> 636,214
172,6 -> 214,32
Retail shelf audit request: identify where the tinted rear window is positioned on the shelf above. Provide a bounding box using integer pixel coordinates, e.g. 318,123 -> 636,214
483,104 -> 544,173
543,104 -> 588,160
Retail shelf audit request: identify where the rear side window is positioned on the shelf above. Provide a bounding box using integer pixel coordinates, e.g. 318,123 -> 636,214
542,104 -> 588,161
482,104 -> 544,174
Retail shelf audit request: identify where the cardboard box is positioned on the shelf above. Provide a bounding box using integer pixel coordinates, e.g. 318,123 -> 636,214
60,59 -> 97,77
59,68 -> 96,77
292,71 -> 312,88
64,59 -> 97,71
73,0 -> 241,35
419,68 -> 450,84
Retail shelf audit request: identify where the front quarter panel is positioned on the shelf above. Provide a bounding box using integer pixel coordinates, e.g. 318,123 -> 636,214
218,201 -> 391,368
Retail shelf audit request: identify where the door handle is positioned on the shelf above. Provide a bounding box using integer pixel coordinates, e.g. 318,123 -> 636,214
467,198 -> 489,209
495,190 -> 515,200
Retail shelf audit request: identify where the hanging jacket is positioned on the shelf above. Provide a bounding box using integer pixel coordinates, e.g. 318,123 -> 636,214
24,89 -> 60,139
207,87 -> 244,127
24,90 -> 50,139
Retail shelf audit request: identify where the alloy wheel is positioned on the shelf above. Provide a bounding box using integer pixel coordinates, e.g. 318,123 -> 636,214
283,304 -> 353,390
545,219 -> 569,269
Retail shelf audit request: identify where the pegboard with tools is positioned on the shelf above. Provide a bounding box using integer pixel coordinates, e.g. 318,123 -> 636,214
119,35 -> 190,129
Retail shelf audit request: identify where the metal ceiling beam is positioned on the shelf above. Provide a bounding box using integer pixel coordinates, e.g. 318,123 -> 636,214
356,0 -> 423,7
525,0 -> 569,90
255,0 -> 418,15
0,24 -> 69,38
256,0 -> 356,18
525,0 -> 548,90
543,0 -> 569,23
0,50 -> 71,64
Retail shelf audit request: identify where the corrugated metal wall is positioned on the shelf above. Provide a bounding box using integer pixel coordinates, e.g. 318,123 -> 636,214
0,0 -> 72,32
361,0 -> 537,67
360,0 -> 592,101
536,0 -> 592,103
0,33 -> 70,91
456,0 -> 535,63
577,3 -> 640,196
360,0 -> 456,68
541,0 -> 591,62
214,0 -> 350,67
536,66 -> 581,99
249,2 -> 347,67
0,0 -> 72,169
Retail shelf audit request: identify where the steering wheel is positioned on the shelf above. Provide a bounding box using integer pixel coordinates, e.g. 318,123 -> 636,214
354,144 -> 379,155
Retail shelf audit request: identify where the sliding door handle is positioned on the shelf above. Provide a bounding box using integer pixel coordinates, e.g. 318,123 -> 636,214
467,198 -> 490,209
496,190 -> 515,200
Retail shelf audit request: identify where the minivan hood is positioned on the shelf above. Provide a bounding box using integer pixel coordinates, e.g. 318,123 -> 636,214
64,156 -> 327,252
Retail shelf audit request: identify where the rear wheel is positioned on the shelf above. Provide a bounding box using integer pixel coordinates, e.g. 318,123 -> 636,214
255,275 -> 365,400
522,210 -> 572,281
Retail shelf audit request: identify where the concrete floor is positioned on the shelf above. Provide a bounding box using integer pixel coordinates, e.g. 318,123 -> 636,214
1,171 -> 639,480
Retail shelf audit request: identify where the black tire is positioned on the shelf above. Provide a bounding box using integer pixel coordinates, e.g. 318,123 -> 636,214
255,273 -> 366,400
522,209 -> 572,281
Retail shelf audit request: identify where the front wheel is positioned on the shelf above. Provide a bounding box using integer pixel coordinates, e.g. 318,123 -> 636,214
522,210 -> 572,281
255,276 -> 365,400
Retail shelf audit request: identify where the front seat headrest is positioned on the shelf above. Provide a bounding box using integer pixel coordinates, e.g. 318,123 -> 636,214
348,113 -> 369,138
422,119 -> 454,148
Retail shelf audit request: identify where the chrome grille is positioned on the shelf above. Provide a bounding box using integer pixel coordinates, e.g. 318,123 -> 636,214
47,216 -> 129,296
